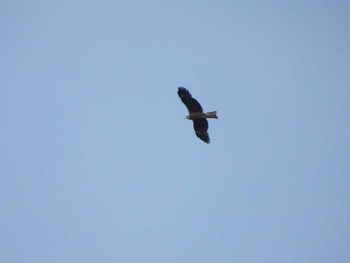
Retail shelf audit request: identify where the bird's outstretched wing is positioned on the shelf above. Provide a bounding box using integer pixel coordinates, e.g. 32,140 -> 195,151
177,87 -> 203,113
193,119 -> 210,143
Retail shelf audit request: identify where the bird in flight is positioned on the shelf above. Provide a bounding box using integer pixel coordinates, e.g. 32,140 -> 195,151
177,87 -> 218,143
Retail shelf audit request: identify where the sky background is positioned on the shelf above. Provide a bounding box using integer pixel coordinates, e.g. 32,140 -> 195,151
1,1 -> 350,262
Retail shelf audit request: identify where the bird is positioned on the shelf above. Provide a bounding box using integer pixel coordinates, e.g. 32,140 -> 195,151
177,87 -> 218,143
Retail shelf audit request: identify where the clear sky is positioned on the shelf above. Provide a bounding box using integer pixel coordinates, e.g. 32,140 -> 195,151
1,1 -> 349,262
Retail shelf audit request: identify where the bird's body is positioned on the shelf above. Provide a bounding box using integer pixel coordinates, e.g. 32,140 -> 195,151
177,87 -> 218,143
186,111 -> 218,120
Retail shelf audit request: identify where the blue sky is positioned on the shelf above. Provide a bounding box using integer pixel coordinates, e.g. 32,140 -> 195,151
1,1 -> 349,262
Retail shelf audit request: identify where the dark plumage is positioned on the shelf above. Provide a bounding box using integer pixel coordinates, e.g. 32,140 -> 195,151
177,87 -> 218,143
193,119 -> 210,143
178,87 -> 203,113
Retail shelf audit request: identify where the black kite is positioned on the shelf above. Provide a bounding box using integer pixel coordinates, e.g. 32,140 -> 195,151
177,87 -> 218,143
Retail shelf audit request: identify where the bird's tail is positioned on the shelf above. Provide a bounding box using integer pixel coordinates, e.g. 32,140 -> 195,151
205,111 -> 218,119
